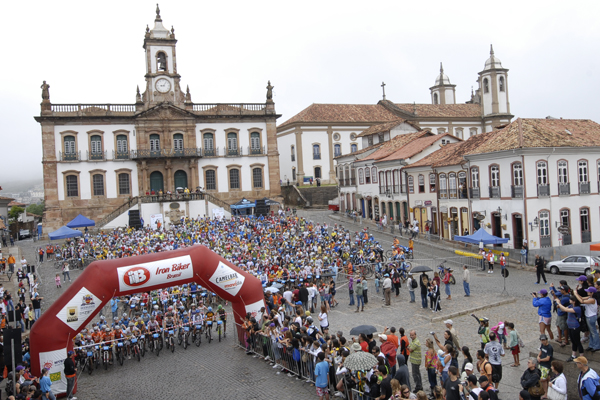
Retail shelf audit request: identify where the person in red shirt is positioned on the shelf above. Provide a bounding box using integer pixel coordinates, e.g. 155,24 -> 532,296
383,327 -> 399,349
358,333 -> 369,352
399,327 -> 411,359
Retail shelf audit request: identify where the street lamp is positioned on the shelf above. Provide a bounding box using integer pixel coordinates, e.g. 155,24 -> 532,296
496,206 -> 507,220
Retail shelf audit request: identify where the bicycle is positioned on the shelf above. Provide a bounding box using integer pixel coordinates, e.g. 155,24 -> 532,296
166,329 -> 176,353
181,325 -> 190,349
138,335 -> 146,357
150,331 -> 162,356
84,348 -> 95,375
217,320 -> 225,342
205,320 -> 213,343
193,323 -> 202,347
131,337 -> 141,362
115,341 -> 125,366
437,260 -> 456,284
101,344 -> 111,370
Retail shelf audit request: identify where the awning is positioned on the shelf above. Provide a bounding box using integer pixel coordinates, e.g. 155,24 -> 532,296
591,244 -> 600,251
48,226 -> 83,240
230,198 -> 256,210
66,214 -> 95,228
453,227 -> 509,245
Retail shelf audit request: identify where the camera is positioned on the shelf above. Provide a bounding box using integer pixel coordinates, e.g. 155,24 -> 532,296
430,331 -> 435,335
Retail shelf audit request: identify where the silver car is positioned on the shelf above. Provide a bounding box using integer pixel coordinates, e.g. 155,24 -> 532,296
546,255 -> 600,276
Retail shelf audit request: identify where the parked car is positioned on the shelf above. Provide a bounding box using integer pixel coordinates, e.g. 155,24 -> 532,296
546,255 -> 600,276
19,229 -> 30,239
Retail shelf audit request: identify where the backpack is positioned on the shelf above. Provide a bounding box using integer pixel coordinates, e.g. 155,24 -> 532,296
411,279 -> 418,289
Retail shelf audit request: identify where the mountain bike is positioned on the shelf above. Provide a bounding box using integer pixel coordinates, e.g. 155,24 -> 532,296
437,260 -> 456,284
205,320 -> 213,343
115,342 -> 125,366
181,325 -> 190,349
101,345 -> 111,370
217,320 -> 224,342
167,329 -> 176,353
131,337 -> 141,362
193,324 -> 202,347
138,335 -> 146,357
84,348 -> 95,375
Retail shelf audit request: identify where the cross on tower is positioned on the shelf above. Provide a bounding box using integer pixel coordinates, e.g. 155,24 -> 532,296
381,82 -> 386,100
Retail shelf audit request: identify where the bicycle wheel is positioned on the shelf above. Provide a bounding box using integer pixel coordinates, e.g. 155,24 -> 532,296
170,338 -> 175,353
385,250 -> 393,258
140,341 -> 145,357
208,330 -> 212,343
155,341 -> 160,357
404,262 -> 412,271
88,358 -> 93,375
218,327 -> 221,342
104,354 -> 108,370
136,347 -> 140,362
195,331 -> 201,347
450,276 -> 456,285
177,332 -> 183,346
183,335 -> 188,349
118,350 -> 124,366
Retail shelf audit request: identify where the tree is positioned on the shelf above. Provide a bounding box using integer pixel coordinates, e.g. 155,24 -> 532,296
8,206 -> 24,221
26,202 -> 44,216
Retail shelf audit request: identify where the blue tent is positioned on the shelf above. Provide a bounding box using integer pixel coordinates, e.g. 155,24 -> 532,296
66,214 -> 95,228
48,226 -> 83,240
230,198 -> 256,210
453,227 -> 509,245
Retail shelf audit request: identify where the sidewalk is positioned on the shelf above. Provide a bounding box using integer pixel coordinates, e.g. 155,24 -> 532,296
2,244 -> 34,340
328,212 -> 535,271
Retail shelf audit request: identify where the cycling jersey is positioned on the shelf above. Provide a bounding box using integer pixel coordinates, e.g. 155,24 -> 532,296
147,321 -> 159,331
218,309 -> 226,321
205,312 -> 214,321
92,332 -> 103,343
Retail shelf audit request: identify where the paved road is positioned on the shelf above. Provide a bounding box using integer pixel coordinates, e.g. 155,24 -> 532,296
18,210 -> 586,399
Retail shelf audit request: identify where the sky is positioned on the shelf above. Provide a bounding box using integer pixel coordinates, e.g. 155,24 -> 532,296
1,0 -> 599,184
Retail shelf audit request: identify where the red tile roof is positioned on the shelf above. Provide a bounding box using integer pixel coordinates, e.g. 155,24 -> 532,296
362,131 -> 431,161
378,133 -> 457,162
469,118 -> 600,154
278,103 -> 400,129
356,120 -> 421,138
8,201 -> 26,207
394,103 -> 482,118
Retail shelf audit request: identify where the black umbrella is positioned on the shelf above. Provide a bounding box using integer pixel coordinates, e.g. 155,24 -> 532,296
411,265 -> 433,273
349,325 -> 378,335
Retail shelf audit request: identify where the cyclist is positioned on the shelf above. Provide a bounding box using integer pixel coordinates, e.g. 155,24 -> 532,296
217,304 -> 227,334
205,306 -> 215,333
91,326 -> 103,344
191,308 -> 203,338
121,312 -> 130,327
141,309 -> 150,325
123,322 -> 134,359
101,326 -> 115,364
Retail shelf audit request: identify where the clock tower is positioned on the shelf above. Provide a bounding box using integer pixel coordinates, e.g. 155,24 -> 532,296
142,5 -> 184,105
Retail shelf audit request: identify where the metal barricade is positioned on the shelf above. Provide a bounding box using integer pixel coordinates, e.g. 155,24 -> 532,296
233,322 -> 317,383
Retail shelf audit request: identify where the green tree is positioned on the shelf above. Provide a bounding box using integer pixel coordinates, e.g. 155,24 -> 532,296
26,202 -> 44,216
8,206 -> 24,220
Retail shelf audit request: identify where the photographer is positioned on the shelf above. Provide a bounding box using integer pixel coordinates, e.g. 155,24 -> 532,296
532,289 -> 554,341
464,375 -> 481,400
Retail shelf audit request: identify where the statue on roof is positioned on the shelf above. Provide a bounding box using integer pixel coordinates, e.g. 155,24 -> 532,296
156,4 -> 162,20
266,81 -> 274,100
185,85 -> 192,103
41,81 -> 50,101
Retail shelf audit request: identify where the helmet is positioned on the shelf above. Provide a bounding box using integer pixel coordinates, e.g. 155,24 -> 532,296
101,325 -> 106,330
99,315 -> 105,320
168,306 -> 173,312
122,313 -> 127,317
150,315 -> 155,320
153,305 -> 159,310
306,316 -> 313,323
94,326 -> 99,331
105,327 -> 110,332
217,305 -> 222,310
208,307 -> 213,312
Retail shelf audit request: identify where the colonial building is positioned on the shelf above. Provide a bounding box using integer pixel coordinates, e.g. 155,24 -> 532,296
277,46 -> 512,185
35,7 -> 281,235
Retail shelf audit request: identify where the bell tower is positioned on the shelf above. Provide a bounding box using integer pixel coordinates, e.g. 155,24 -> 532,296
478,45 -> 512,131
142,4 -> 185,106
429,63 -> 456,105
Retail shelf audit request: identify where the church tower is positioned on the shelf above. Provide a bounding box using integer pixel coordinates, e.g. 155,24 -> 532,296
142,5 -> 185,106
478,45 -> 512,131
429,63 -> 456,105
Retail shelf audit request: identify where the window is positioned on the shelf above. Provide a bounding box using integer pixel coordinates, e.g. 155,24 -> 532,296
483,78 -> 489,93
560,209 -> 569,228
439,173 -> 447,197
66,175 -> 78,197
368,136 -> 373,146
334,144 -> 341,157
64,135 -> 76,154
558,161 -> 568,183
449,172 -> 457,198
173,134 -> 183,151
118,173 -> 130,195
292,168 -> 296,181
429,173 -> 436,192
490,165 -> 500,187
579,160 -> 589,183
537,161 -> 548,185
252,168 -> 263,188
351,144 -> 358,153
313,144 -> 321,159
385,171 -> 391,190
512,163 -> 523,186
229,169 -> 240,190
92,174 -> 104,196
358,169 -> 364,185
378,133 -> 384,143
227,132 -> 238,152
150,134 -> 160,152
408,176 -> 414,193
539,211 -> 550,237
205,170 -> 216,190
333,133 -> 340,141
470,128 -> 477,137
454,128 -> 463,139
580,208 -> 589,230
418,174 -> 425,193
393,170 -> 399,192
379,172 -> 384,189
250,132 -> 260,152
471,167 -> 479,188
157,52 -> 167,71
433,93 -> 438,105
290,145 -> 295,161
371,167 -> 378,183
116,135 -> 128,153
90,135 -> 102,154
203,133 -> 214,150
365,168 -> 371,184
437,128 -> 446,135
499,76 -> 505,92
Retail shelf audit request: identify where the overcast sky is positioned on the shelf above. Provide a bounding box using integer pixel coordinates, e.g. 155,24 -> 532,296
2,0 -> 599,185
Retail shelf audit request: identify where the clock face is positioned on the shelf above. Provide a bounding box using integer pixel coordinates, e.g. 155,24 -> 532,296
155,78 -> 171,93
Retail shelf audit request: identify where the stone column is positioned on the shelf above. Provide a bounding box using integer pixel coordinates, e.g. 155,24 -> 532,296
266,117 -> 281,195
40,121 -> 61,237
327,126 -> 336,183
141,161 -> 148,193
165,160 -> 173,192
295,126 -> 304,186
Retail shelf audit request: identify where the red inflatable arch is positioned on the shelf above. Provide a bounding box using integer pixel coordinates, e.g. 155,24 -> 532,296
30,246 -> 265,395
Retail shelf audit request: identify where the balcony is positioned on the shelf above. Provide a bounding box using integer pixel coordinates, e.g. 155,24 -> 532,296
313,153 -> 321,160
113,150 -> 130,160
350,177 -> 356,186
470,187 -> 480,199
59,151 -> 80,161
393,184 -> 400,194
379,186 -> 386,194
400,185 -> 406,194
511,185 -> 523,198
226,147 -> 240,157
439,189 -> 448,199
583,231 -> 592,243
562,234 -> 572,246
540,236 -> 552,248
248,146 -> 266,155
131,148 -> 203,159
489,186 -> 501,198
537,184 -> 550,197
558,183 -> 570,196
459,188 -> 468,199
579,182 -> 591,194
88,150 -> 106,161
203,148 -> 218,157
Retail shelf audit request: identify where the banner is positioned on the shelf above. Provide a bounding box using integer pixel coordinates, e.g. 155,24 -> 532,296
39,348 -> 67,394
116,255 -> 193,292
55,287 -> 102,331
150,214 -> 163,229
212,208 -> 225,219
